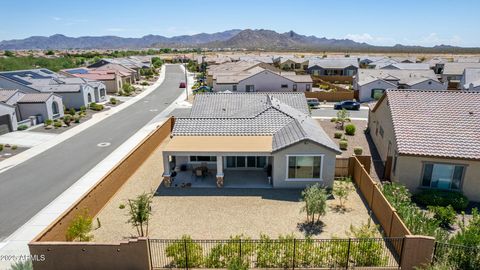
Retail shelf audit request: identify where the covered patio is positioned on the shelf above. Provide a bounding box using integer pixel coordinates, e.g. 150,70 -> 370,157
162,136 -> 273,188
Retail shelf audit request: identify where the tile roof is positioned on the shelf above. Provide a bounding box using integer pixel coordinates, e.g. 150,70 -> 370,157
0,89 -> 18,102
462,68 -> 480,88
173,93 -> 340,153
308,58 -> 359,69
443,62 -> 480,75
377,90 -> 480,160
18,93 -> 53,103
356,69 -> 439,86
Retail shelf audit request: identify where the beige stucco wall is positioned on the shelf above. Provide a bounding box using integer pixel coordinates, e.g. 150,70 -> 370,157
368,100 -> 397,164
272,141 -> 338,189
395,155 -> 480,201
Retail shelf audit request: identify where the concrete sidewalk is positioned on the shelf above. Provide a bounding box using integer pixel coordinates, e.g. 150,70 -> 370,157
0,131 -> 57,148
0,65 -> 193,270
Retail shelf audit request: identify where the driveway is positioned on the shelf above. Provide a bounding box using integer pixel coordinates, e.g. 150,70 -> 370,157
311,105 -> 369,120
0,131 -> 57,148
0,65 -> 185,240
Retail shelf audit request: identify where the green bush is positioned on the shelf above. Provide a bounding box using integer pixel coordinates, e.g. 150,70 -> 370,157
12,145 -> 17,150
17,124 -> 28,131
428,205 -> 456,228
141,81 -> 149,86
69,108 -> 76,116
353,147 -> 363,155
165,235 -> 203,268
63,115 -> 72,126
89,102 -> 104,111
205,235 -> 253,268
44,119 -> 53,126
344,124 -> 356,135
53,121 -> 62,128
66,209 -> 93,242
73,115 -> 80,123
413,190 -> 469,211
330,117 -> 337,122
339,140 -> 348,150
110,97 -> 117,105
0,144 -> 3,151
348,221 -> 388,267
118,204 -> 125,209
80,106 -> 86,112
334,132 -> 342,139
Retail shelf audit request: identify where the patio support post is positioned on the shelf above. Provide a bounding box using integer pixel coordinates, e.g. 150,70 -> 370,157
162,153 -> 172,187
216,155 -> 224,188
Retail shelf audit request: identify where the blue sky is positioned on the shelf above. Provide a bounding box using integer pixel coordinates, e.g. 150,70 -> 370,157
1,0 -> 479,47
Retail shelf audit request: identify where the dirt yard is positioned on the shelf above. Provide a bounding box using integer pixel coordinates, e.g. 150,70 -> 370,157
92,142 -> 378,242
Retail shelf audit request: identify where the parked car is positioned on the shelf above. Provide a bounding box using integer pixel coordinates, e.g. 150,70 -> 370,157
334,100 -> 361,110
179,82 -> 186,88
306,98 -> 320,108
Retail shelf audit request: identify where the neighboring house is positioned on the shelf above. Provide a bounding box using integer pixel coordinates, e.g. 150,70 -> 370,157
275,57 -> 309,71
460,68 -> 480,91
307,58 -> 358,77
162,92 -> 341,188
207,61 -> 281,86
365,58 -> 399,69
380,63 -> 430,70
61,67 -> 123,94
0,69 -> 106,109
427,57 -> 448,74
0,101 -> 17,134
213,67 -> 313,92
353,69 -> 446,102
442,62 -> 480,89
0,89 -> 64,133
368,90 -> 480,201
88,58 -> 144,81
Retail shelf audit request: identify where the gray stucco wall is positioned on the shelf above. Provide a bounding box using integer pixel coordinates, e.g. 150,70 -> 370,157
271,141 -> 337,189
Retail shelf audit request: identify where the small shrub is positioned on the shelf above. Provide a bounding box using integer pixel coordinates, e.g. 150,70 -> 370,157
413,190 -> 469,211
66,209 -> 93,242
89,102 -> 104,111
80,106 -> 86,112
12,145 -> 17,150
17,124 -> 28,131
0,144 -> 3,151
119,204 -> 125,209
69,108 -> 76,116
53,121 -> 62,128
63,115 -> 72,126
330,117 -> 337,122
73,115 -> 80,123
428,205 -> 456,228
44,119 -> 53,126
339,140 -> 348,150
165,235 -> 203,268
345,124 -> 356,135
110,97 -> 117,105
353,147 -> 363,155
141,81 -> 149,86
333,177 -> 354,208
334,132 -> 342,139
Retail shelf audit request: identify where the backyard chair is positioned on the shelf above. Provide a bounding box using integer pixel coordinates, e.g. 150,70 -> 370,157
195,169 -> 204,181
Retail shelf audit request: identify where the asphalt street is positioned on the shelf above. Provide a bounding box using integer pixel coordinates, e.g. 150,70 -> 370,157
310,106 -> 369,119
0,65 -> 185,240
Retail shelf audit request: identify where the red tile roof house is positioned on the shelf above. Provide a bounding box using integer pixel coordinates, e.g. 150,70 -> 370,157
61,68 -> 123,94
0,89 -> 64,133
368,90 -> 480,201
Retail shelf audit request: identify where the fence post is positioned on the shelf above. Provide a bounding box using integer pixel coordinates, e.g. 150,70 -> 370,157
346,238 -> 351,269
184,239 -> 189,270
239,239 -> 242,261
292,239 -> 296,270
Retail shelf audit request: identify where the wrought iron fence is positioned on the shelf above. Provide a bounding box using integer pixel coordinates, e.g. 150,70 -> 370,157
149,237 -> 404,269
433,242 -> 480,270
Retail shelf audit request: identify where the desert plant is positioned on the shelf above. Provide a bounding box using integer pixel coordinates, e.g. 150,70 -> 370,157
44,119 -> 53,126
428,205 -> 456,228
339,140 -> 348,150
301,184 -> 328,224
80,106 -> 86,112
345,124 -> 356,135
0,144 -> 3,151
122,83 -> 134,95
17,124 -> 28,131
69,108 -> 76,116
63,115 -> 72,126
347,220 -> 387,267
330,117 -> 337,122
334,132 -> 342,139
333,177 -> 354,208
413,190 -> 469,211
53,121 -> 62,128
165,235 -> 203,268
110,97 -> 117,105
127,192 -> 153,237
73,115 -> 80,123
336,109 -> 350,129
205,235 -> 253,268
66,209 -> 93,241
353,146 -> 363,155
12,145 -> 18,150
10,259 -> 33,270
119,203 -> 125,209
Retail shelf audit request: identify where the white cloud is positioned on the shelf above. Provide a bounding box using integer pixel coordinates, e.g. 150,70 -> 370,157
52,17 -> 62,21
344,33 -> 396,46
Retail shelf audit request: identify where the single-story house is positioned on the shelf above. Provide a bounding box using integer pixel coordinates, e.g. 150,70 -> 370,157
0,89 -> 64,132
368,90 -> 480,201
442,62 -> 480,89
88,57 -> 150,81
61,67 -> 123,94
206,61 -> 278,86
460,68 -> 480,91
0,102 -> 17,134
162,92 -> 341,189
353,69 -> 446,102
0,69 -> 106,109
380,63 -> 430,70
213,67 -> 312,92
275,57 -> 309,71
307,58 -> 359,77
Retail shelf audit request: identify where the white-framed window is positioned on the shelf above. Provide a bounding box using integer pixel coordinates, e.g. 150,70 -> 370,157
189,156 -> 217,162
232,85 -> 237,91
286,155 -> 324,181
421,163 -> 465,190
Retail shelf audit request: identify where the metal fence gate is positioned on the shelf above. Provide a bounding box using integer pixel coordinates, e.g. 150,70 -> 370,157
149,237 -> 404,269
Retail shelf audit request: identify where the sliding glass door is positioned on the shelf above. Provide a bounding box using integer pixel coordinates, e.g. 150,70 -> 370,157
226,156 -> 268,169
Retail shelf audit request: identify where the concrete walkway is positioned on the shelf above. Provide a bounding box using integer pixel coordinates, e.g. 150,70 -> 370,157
0,65 -> 194,269
0,131 -> 57,148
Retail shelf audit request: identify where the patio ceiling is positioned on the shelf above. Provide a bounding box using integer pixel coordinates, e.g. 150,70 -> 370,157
164,136 -> 273,153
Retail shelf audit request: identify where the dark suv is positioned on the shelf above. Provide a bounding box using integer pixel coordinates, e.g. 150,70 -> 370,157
333,100 -> 361,110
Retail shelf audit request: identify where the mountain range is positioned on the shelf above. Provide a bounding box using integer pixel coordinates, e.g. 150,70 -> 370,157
1,29 -> 478,53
